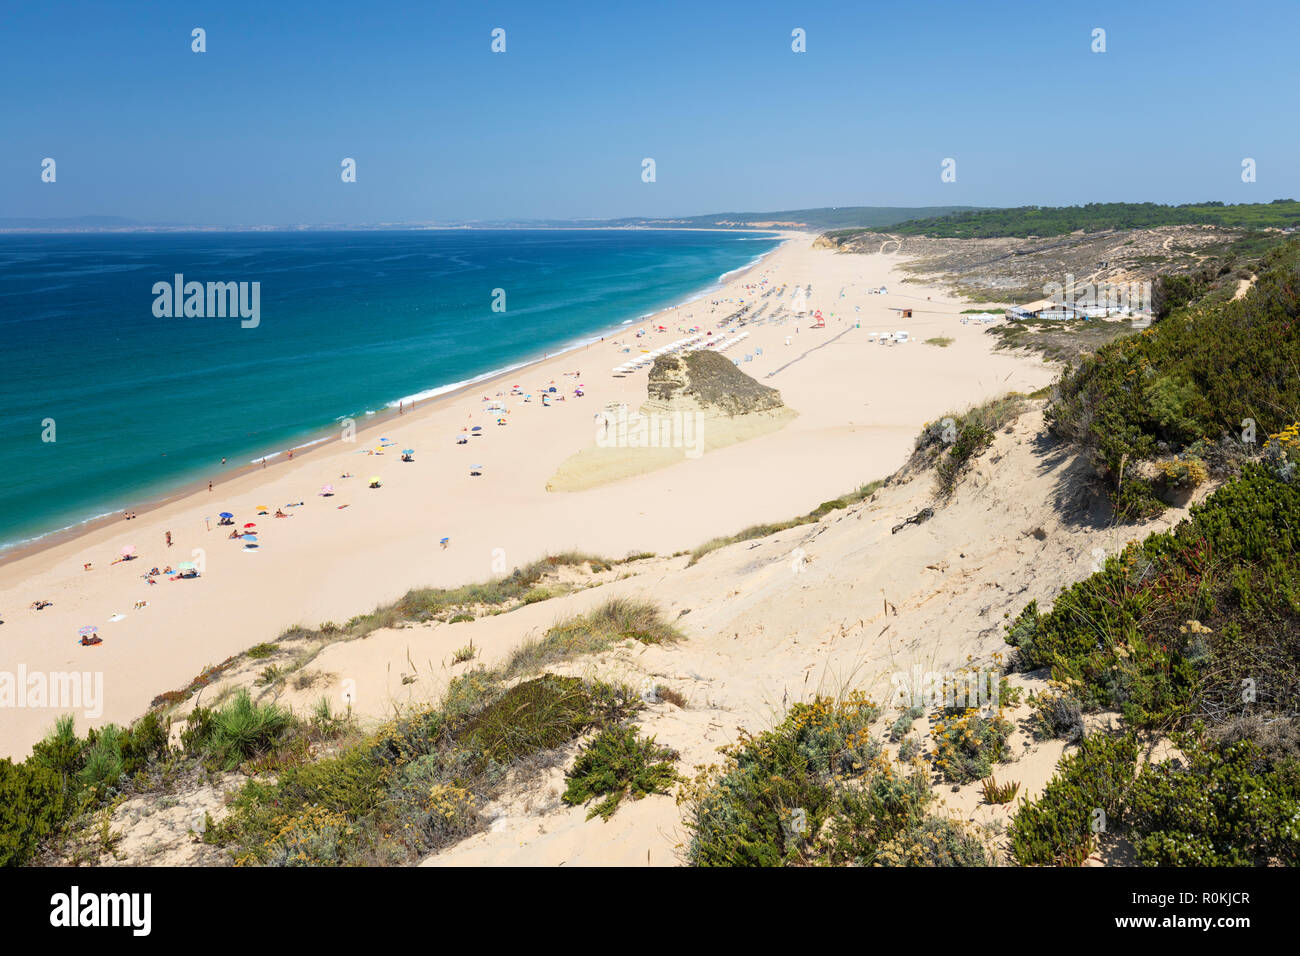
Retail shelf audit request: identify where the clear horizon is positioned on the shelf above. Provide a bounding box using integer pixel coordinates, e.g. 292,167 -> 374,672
3,0 -> 1298,225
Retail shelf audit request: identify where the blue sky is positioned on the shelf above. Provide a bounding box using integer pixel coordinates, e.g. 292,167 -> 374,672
2,0 -> 1297,225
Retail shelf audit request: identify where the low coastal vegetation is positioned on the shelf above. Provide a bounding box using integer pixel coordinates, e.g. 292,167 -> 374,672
1048,240 -> 1300,519
2,597 -> 681,866
680,695 -> 991,866
0,694 -> 345,866
562,725 -> 679,821
688,479 -> 884,565
147,551 -> 652,710
871,200 -> 1300,240
209,672 -> 636,865
911,393 -> 1025,498
1004,444 -> 1300,865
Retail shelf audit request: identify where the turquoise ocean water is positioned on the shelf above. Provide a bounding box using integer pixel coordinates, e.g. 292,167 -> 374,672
0,229 -> 780,553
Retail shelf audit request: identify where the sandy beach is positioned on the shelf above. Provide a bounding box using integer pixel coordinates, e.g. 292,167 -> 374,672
0,234 -> 1054,758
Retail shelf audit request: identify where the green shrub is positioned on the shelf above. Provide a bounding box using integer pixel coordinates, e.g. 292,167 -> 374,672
77,725 -> 125,795
0,759 -> 68,866
873,815 -> 990,866
197,691 -> 295,770
930,709 -> 1014,783
1029,691 -> 1085,742
461,675 -> 618,770
29,714 -> 85,789
889,705 -> 924,742
562,725 -> 678,820
1128,732 -> 1300,866
1009,734 -> 1138,866
683,695 -> 909,866
119,712 -> 172,775
913,395 -> 1024,498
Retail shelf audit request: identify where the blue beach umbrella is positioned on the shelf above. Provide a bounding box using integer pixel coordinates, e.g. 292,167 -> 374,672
219,512 -> 234,519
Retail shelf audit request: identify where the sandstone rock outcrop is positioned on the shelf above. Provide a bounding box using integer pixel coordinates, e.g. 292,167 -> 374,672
642,349 -> 785,418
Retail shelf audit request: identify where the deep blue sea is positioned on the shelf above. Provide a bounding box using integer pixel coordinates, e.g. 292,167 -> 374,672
0,229 -> 780,553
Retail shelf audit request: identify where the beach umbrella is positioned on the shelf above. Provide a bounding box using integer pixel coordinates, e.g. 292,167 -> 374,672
320,484 -> 334,495
256,505 -> 269,513
120,545 -> 136,557
369,476 -> 381,487
243,522 -> 257,529
178,561 -> 196,571
219,512 -> 234,519
471,426 -> 482,432
78,625 -> 97,636
402,448 -> 414,455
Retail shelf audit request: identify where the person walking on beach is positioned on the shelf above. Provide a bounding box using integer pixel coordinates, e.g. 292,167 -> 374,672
165,531 -> 173,548
208,481 -> 212,492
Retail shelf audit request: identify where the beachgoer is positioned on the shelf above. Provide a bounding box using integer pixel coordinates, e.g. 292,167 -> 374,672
208,481 -> 213,492
166,531 -> 173,547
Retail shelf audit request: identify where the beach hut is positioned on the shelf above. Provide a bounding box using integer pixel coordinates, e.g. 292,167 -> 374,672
901,309 -> 913,319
